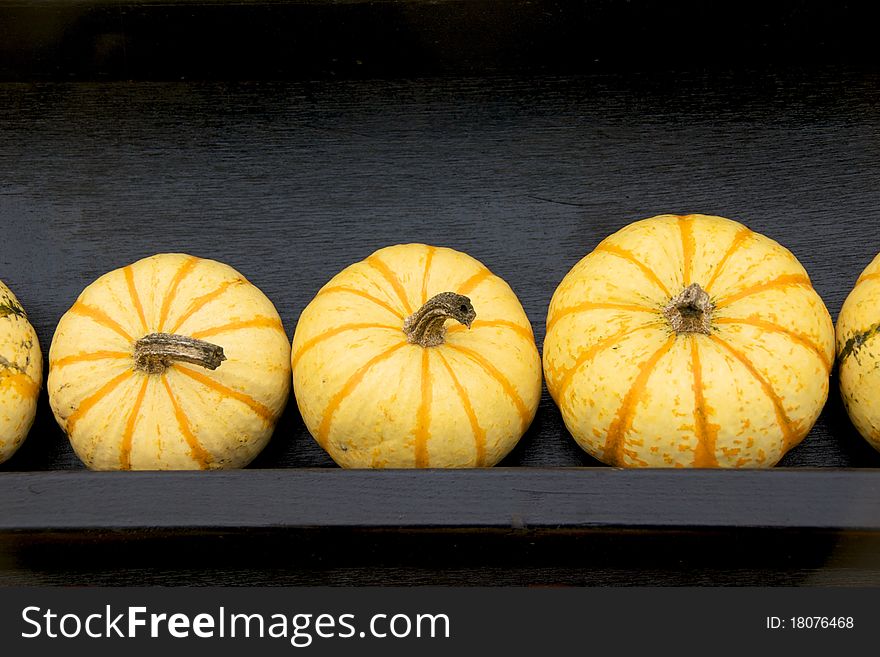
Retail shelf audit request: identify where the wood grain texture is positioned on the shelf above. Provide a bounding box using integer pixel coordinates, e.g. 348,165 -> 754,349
2,469 -> 880,530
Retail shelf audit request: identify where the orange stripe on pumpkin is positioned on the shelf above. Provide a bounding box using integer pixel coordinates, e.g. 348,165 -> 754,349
161,374 -> 212,468
313,286 -> 405,320
119,376 -> 149,470
158,256 -> 200,331
366,255 -> 413,315
553,323 -> 660,400
51,350 -> 131,369
69,303 -> 135,344
444,343 -> 531,432
446,319 -> 534,342
317,342 -> 408,448
414,349 -> 432,468
704,228 -> 752,293
168,279 -> 238,333
173,365 -> 275,422
594,243 -> 671,297
436,351 -> 486,466
709,335 -> 800,450
546,301 -> 657,334
292,322 -> 400,370
66,369 -> 134,433
457,268 -> 492,296
190,316 -> 286,340
421,245 -> 435,305
714,316 -> 832,373
124,265 -> 149,333
678,216 -> 695,286
0,372 -> 40,400
856,271 -> 880,287
602,336 -> 675,465
690,336 -> 719,467
714,273 -> 812,309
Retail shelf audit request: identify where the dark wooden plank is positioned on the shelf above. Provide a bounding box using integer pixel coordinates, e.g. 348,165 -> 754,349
1,469 -> 879,530
2,72 -> 880,472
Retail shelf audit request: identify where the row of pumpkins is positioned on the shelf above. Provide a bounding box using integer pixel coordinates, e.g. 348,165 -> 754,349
1,214 -> 878,470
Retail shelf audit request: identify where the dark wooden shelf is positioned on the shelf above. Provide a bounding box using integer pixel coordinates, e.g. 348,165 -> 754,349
3,468 -> 880,531
3,469 -> 880,586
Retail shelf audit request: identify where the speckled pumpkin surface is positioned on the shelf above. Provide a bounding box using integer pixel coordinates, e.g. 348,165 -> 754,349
292,244 -> 542,468
48,254 -> 291,470
543,214 -> 834,468
836,252 -> 880,453
0,281 -> 42,464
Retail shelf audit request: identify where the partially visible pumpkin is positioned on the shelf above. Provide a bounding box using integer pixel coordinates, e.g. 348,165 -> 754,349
543,214 -> 834,467
48,254 -> 291,470
0,281 -> 42,464
292,244 -> 542,468
836,252 -> 880,452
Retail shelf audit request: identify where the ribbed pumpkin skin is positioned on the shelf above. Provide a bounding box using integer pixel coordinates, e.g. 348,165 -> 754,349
292,244 -> 542,468
543,214 -> 834,468
836,252 -> 880,452
0,281 -> 42,464
48,254 -> 291,470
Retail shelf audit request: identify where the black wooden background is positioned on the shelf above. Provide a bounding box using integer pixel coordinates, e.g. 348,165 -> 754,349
1,0 -> 880,585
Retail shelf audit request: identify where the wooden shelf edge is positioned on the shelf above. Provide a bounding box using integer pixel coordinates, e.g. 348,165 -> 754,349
2,468 -> 879,531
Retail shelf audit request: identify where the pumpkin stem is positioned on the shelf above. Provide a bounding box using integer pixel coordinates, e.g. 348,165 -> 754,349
664,283 -> 714,335
403,292 -> 476,347
134,333 -> 226,374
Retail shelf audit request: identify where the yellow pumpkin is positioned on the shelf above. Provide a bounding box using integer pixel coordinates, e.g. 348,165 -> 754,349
543,214 -> 834,468
292,244 -> 542,468
0,281 -> 42,464
48,254 -> 291,470
836,252 -> 880,452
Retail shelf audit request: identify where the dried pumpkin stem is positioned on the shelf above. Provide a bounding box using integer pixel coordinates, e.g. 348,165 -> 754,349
403,292 -> 477,347
134,332 -> 226,374
663,283 -> 714,335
